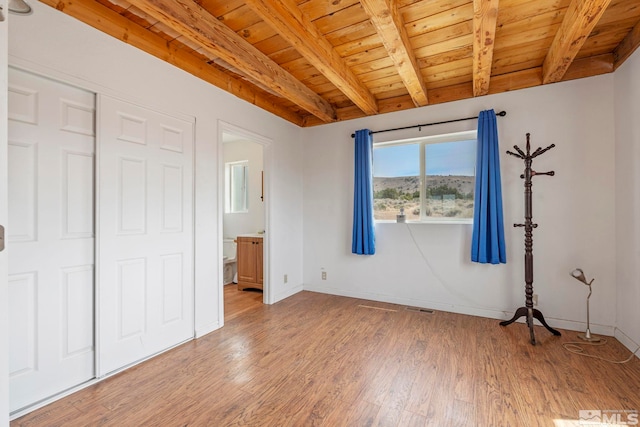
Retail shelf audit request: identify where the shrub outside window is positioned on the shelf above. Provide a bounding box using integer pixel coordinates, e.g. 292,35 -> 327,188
373,130 -> 476,223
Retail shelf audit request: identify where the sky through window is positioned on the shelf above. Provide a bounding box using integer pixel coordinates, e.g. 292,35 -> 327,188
374,139 -> 476,177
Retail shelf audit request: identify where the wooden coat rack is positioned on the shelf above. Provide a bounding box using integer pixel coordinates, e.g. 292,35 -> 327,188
500,133 -> 561,345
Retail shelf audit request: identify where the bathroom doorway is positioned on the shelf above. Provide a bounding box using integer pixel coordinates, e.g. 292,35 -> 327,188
219,122 -> 271,323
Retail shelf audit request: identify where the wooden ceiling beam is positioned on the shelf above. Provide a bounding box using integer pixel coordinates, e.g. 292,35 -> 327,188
613,20 -> 640,70
243,0 -> 378,115
542,0 -> 613,84
360,0 -> 429,107
38,0 -> 305,126
563,53 -> 614,80
472,0 -> 500,96
124,0 -> 337,122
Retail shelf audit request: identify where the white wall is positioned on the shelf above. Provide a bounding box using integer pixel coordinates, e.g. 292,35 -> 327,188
4,4 -> 637,423
302,75 -> 618,335
8,1 -> 304,340
1,1 -> 10,425
223,140 -> 265,239
614,47 -> 640,353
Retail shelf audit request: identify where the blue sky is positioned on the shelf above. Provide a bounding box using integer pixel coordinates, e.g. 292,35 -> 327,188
373,139 -> 476,177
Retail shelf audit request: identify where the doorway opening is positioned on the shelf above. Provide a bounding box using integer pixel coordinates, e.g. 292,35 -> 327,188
219,122 -> 271,324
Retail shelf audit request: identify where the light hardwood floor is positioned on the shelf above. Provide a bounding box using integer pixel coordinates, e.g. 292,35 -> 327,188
12,290 -> 640,426
224,283 -> 263,322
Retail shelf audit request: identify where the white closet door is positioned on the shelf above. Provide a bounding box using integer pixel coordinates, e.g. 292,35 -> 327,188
8,68 -> 96,412
97,95 -> 194,376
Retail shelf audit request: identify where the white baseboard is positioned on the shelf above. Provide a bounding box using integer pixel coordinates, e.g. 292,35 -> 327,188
302,285 -> 616,336
614,328 -> 640,360
273,284 -> 303,303
195,320 -> 221,338
303,284 -> 506,319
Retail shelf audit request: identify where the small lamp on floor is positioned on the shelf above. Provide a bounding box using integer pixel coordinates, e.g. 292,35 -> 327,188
570,268 -> 601,342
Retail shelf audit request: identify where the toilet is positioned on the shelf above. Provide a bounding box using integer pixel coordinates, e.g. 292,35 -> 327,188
223,238 -> 237,285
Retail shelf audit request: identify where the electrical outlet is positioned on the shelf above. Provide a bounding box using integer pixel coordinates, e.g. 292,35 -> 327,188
322,271 -> 327,280
284,274 -> 288,284
533,294 -> 538,306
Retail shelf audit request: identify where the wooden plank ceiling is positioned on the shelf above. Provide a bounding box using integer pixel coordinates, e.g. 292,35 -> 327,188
40,0 -> 640,127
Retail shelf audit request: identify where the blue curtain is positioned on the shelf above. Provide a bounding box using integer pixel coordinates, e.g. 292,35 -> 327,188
352,129 -> 375,255
471,110 -> 506,264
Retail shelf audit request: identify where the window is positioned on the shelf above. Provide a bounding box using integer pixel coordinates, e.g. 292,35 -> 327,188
225,161 -> 249,213
373,130 -> 476,222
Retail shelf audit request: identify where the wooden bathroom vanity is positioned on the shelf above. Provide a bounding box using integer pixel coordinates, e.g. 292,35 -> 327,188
236,235 -> 263,291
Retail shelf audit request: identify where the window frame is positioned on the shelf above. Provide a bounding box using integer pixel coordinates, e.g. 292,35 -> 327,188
224,160 -> 249,214
373,130 -> 477,225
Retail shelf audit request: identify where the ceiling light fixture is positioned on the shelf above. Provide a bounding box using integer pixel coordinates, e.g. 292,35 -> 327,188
8,0 -> 32,14
570,268 -> 601,342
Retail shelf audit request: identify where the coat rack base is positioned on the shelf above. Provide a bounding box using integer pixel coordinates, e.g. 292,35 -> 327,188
500,306 -> 561,345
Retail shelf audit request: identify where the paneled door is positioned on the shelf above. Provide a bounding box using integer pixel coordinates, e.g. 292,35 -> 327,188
8,68 -> 96,412
97,95 -> 194,376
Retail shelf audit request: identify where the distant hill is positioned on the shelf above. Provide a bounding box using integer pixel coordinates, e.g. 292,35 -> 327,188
373,175 -> 474,195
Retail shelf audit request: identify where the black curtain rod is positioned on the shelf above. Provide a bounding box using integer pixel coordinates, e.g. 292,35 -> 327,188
350,110 -> 506,138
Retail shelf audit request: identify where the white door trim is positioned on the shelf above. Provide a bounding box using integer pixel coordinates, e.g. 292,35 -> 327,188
217,120 -> 273,326
1,3 -> 10,423
7,57 -> 195,125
